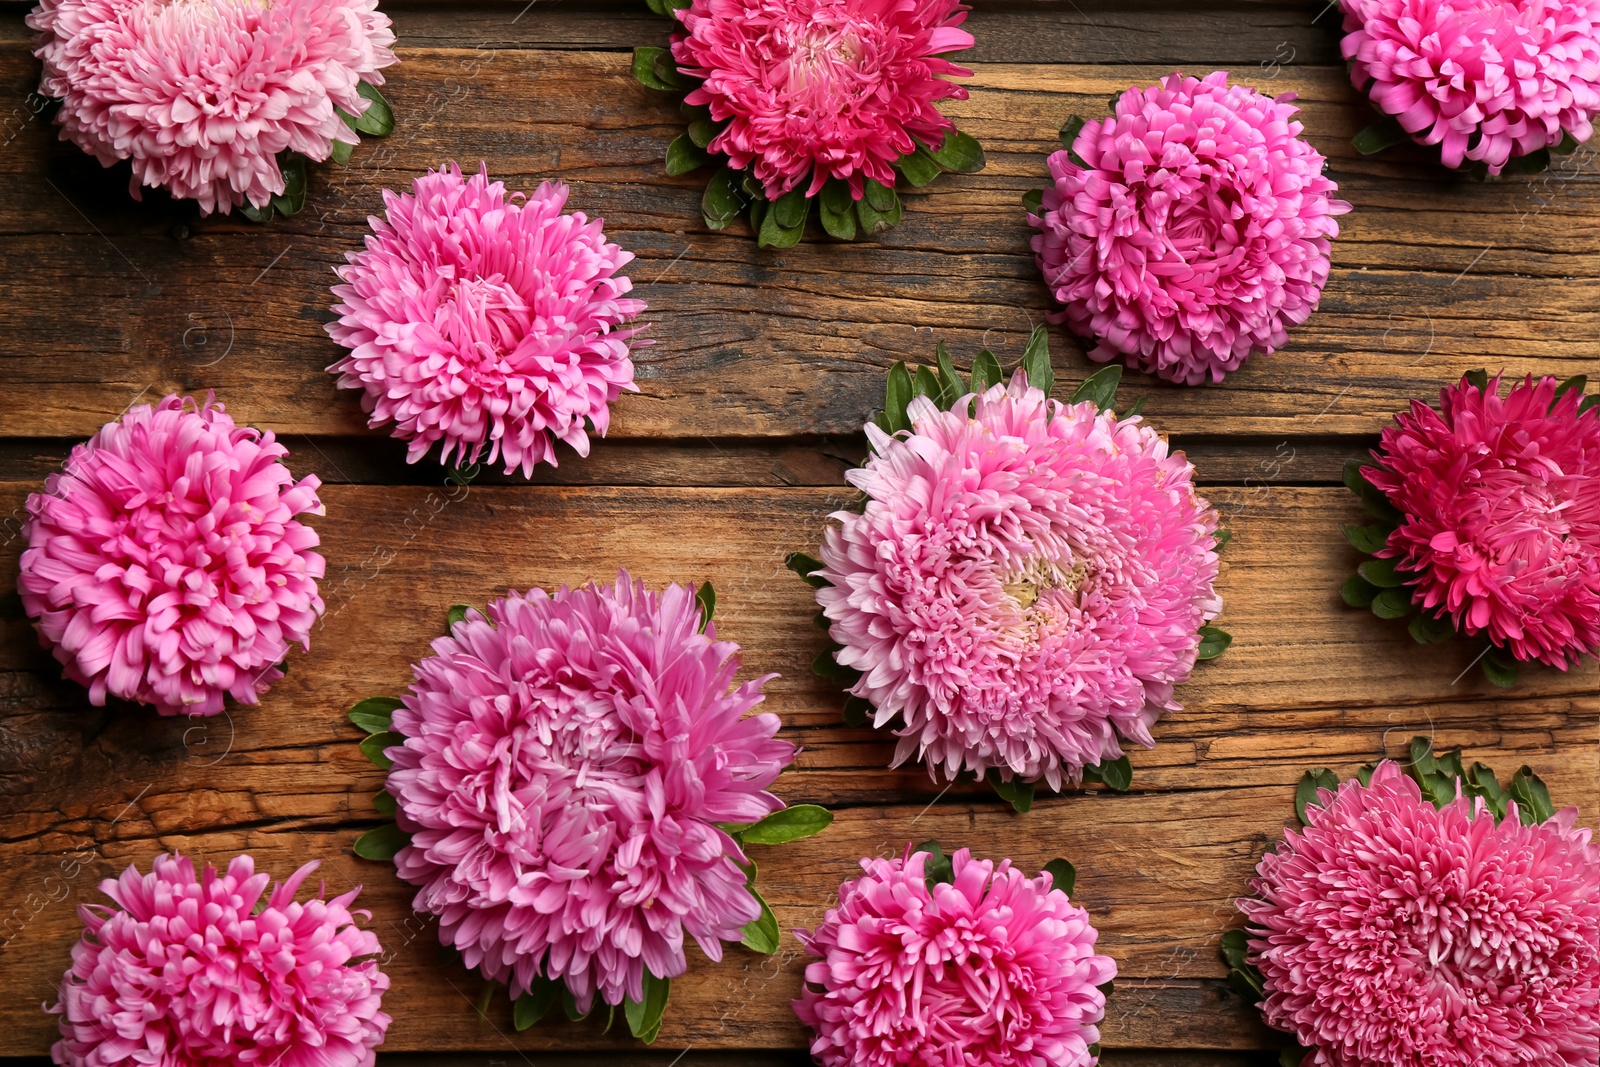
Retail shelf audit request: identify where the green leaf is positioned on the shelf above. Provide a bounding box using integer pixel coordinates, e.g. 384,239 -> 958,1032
1020,325 -> 1054,398
1196,625 -> 1232,660
1505,146 -> 1552,174
695,582 -> 715,633
785,551 -> 830,588
1553,375 -> 1588,405
987,770 -> 1034,812
1581,394 -> 1600,415
895,146 -> 942,187
934,343 -> 965,409
758,198 -> 806,247
1407,734 -> 1439,777
818,179 -> 857,241
238,200 -> 275,224
927,129 -> 986,173
772,187 -> 808,230
912,364 -> 941,403
1069,364 -> 1122,413
1341,523 -> 1392,555
1552,130 -> 1581,155
1341,573 -> 1379,608
913,840 -> 954,886
1464,368 -> 1491,393
1482,647 -> 1520,688
740,889 -> 780,953
447,603 -> 471,629
625,970 -> 671,1043
1358,557 -> 1406,588
864,178 -> 896,213
632,46 -> 674,90
1351,114 -> 1409,155
352,822 -> 408,861
687,116 -> 717,149
359,731 -> 402,769
884,362 -> 914,433
702,168 -> 743,230
348,696 -> 402,734
330,137 -> 355,165
1022,188 -> 1044,215
1295,769 -> 1339,824
855,182 -> 902,236
1214,529 -> 1232,551
372,790 -> 397,817
1343,459 -> 1402,522
1095,754 -> 1132,792
665,134 -> 709,177
1058,115 -> 1087,151
561,987 -> 587,1022
271,153 -> 308,218
841,695 -> 872,728
969,349 -> 1003,395
1219,927 -> 1251,971
1042,858 -> 1076,896
1122,395 -> 1147,419
1508,766 -> 1555,824
352,82 -> 394,136
811,649 -> 859,682
739,804 -> 834,845
1220,928 -> 1266,1001
514,980 -> 562,1030
1370,587 -> 1414,619
1408,610 -> 1455,644
1355,762 -> 1377,787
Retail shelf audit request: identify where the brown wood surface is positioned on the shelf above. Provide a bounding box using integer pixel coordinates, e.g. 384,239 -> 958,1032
0,2 -> 1596,1065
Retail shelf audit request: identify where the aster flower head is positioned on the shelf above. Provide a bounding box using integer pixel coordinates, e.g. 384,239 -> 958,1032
635,0 -> 984,243
377,573 -> 804,1020
50,853 -> 391,1067
1340,0 -> 1600,173
1028,71 -> 1350,385
1232,751 -> 1600,1067
327,164 -> 645,477
795,845 -> 1117,1067
28,0 -> 397,215
18,393 -> 326,717
798,349 -> 1225,796
1343,373 -> 1600,678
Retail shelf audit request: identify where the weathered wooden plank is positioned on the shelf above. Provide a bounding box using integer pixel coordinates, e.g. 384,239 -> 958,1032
0,53 -> 1592,440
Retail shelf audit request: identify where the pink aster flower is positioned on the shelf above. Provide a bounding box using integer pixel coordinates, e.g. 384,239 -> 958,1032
50,853 -> 391,1067
28,0 -> 397,214
1029,71 -> 1350,385
1340,0 -> 1600,173
1364,374 -> 1600,668
384,572 -> 796,1012
795,847 -> 1117,1067
1240,761 -> 1600,1067
817,376 -> 1222,790
670,0 -> 975,200
18,394 -> 325,717
327,164 -> 645,478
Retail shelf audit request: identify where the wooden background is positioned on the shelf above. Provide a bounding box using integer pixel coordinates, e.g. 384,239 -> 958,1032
0,1 -> 1596,1065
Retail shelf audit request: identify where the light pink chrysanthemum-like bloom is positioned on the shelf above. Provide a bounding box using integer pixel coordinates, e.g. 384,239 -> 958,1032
795,847 -> 1117,1067
327,165 -> 645,477
817,377 -> 1222,790
385,573 -> 796,1012
50,854 -> 391,1067
28,0 -> 397,214
670,0 -> 975,200
1364,374 -> 1600,668
1340,0 -> 1600,173
18,394 -> 325,717
1241,761 -> 1600,1067
1029,71 -> 1349,386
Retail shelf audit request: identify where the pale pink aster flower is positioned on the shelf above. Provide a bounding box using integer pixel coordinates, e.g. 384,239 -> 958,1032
1029,71 -> 1350,385
18,394 -> 325,717
385,572 -> 796,1012
1364,374 -> 1600,668
817,377 -> 1222,790
795,847 -> 1117,1067
670,0 -> 974,200
50,854 -> 391,1067
327,164 -> 645,477
28,0 -> 397,214
1241,761 -> 1600,1067
1340,0 -> 1600,173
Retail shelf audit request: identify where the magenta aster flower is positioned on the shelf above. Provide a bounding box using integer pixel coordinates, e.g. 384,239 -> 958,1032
384,573 -> 796,1012
816,374 -> 1222,789
327,164 -> 645,477
18,394 -> 325,717
28,0 -> 397,215
1029,71 -> 1349,385
50,854 -> 391,1067
1340,0 -> 1600,173
795,847 -> 1116,1067
1362,374 -> 1600,669
1240,761 -> 1600,1067
670,0 -> 975,200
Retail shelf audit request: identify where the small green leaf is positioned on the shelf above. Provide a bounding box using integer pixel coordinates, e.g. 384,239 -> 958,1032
772,187 -> 808,230
1219,928 -> 1251,971
352,822 -> 408,861
1358,557 -> 1406,589
740,890 -> 780,953
913,840 -> 954,886
1504,146 -> 1552,174
1022,188 -> 1044,215
739,804 -> 834,845
855,182 -> 902,236
702,168 -> 743,230
785,551 -> 830,588
238,200 -> 275,224
1069,364 -> 1122,413
1464,368 -> 1491,393
1370,587 -> 1415,619
352,82 -> 394,136
863,178 -> 896,213
1581,394 -> 1600,415
912,364 -> 941,402
1508,766 -> 1555,824
1343,459 -> 1402,522
1042,858 -> 1076,896
758,198 -> 806,247
818,179 -> 857,240
561,987 -> 587,1022
1482,647 -> 1521,688
632,46 -> 674,90
1342,523 -> 1392,554
447,603 -> 471,629
1220,928 -> 1266,1001
348,696 -> 402,734
811,649 -> 859,682
896,146 -> 943,187
1214,529 -> 1232,549
934,342 -> 964,409
841,696 -> 872,728
1342,573 -> 1379,608
665,134 -> 709,177
1058,115 -> 1087,151
987,770 -> 1034,812
271,153 -> 308,217
1122,395 -> 1147,418
884,362 -> 914,433
687,116 -> 717,149
695,582 -> 715,633
1295,769 -> 1339,824
359,731 -> 403,769
514,980 -> 562,1030
1196,625 -> 1232,660
329,137 -> 355,165
1408,610 -> 1455,645
1351,114 -> 1409,155
1095,755 -> 1132,792
625,970 -> 671,1043
372,790 -> 397,817
1020,325 -> 1054,398
927,129 -> 986,173
1355,762 -> 1377,787
969,349 -> 1003,395
1552,130 -> 1581,155
1553,375 -> 1588,405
